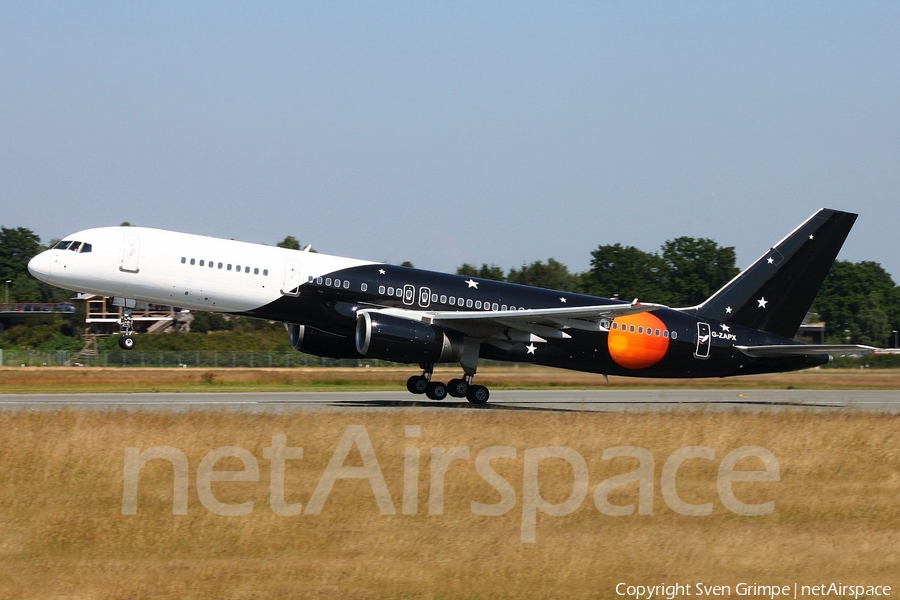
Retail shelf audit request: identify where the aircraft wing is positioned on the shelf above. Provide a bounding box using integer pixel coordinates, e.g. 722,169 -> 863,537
361,301 -> 667,344
735,344 -> 878,358
428,301 -> 664,327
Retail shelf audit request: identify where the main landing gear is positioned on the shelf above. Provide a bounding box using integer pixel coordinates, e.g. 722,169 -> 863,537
117,306 -> 136,350
406,363 -> 490,404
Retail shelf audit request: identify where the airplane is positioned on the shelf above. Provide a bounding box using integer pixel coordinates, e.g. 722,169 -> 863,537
28,208 -> 875,404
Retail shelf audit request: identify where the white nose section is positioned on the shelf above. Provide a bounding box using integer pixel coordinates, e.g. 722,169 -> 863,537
27,251 -> 53,283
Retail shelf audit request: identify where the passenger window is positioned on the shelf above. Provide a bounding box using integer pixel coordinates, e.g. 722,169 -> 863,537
236,265 -> 241,272
475,300 -> 482,309
316,277 -> 323,284
501,305 -> 507,311
388,287 -> 394,295
218,263 -> 223,269
334,279 -> 341,287
630,325 -> 635,332
510,306 -> 516,311
181,257 -> 186,264
227,264 -> 232,271
190,258 -> 195,265
492,303 -> 498,310
263,269 -> 268,276
466,299 -> 473,308
343,281 -> 349,289
199,260 -> 205,266
638,327 -> 643,334
655,329 -> 660,336
663,330 -> 669,338
378,286 -> 386,294
671,331 -> 677,340
361,283 -> 368,292
397,288 -> 404,298
325,278 -> 332,286
431,293 -> 438,302
440,295 -> 447,304
449,297 -> 456,306
81,243 -> 92,253
245,267 -> 250,273
255,268 -> 260,275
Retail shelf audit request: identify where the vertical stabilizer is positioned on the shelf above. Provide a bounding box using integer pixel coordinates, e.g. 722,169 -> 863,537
691,208 -> 857,338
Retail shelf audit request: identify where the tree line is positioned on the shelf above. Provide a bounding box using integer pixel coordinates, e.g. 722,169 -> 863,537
2,225 -> 898,347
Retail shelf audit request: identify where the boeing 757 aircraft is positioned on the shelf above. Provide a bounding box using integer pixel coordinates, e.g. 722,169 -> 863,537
28,208 -> 874,403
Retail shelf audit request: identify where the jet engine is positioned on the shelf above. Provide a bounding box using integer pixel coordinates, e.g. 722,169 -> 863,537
287,323 -> 362,359
355,312 -> 462,363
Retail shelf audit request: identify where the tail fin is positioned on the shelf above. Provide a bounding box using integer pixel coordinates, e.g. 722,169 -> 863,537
691,208 -> 857,338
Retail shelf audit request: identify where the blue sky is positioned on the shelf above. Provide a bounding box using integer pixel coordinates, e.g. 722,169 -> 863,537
2,2 -> 898,280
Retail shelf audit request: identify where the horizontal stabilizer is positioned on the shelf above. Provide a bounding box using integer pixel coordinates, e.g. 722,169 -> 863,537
735,344 -> 877,358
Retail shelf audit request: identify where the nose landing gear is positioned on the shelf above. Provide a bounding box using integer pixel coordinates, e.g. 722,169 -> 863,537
116,302 -> 136,350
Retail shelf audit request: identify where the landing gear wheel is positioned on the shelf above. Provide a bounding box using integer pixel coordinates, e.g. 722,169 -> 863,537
425,381 -> 448,401
118,335 -> 135,350
466,385 -> 490,404
447,378 -> 469,398
406,375 -> 428,394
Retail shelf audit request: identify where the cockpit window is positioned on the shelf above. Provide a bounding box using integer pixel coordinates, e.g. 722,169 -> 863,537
53,240 -> 92,253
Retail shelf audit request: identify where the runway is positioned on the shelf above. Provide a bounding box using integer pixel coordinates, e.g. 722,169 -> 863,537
1,389 -> 898,412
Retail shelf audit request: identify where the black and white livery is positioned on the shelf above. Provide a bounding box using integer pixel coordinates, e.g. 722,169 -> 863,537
28,208 -> 874,403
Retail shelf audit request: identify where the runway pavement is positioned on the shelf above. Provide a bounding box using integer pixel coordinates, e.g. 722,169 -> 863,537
1,389 -> 898,412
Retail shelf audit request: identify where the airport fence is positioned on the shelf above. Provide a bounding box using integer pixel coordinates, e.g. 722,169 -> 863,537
0,349 -> 380,368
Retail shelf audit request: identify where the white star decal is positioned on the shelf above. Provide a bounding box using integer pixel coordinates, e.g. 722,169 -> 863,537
725,306 -> 732,314
465,279 -> 479,289
378,269 -> 385,275
809,235 -> 814,240
559,297 -> 567,303
757,297 -> 768,308
720,324 -> 730,332
525,343 -> 537,355
767,257 -> 774,265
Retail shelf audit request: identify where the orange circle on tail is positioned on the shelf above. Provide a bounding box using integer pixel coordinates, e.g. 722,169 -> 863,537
607,313 -> 670,369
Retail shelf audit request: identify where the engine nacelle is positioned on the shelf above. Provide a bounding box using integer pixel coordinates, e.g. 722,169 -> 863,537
355,312 -> 462,364
287,324 -> 362,359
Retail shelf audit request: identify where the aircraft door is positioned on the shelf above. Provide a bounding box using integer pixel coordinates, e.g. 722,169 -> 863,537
281,260 -> 302,296
694,322 -> 711,359
121,234 -> 140,273
403,284 -> 415,306
418,287 -> 431,308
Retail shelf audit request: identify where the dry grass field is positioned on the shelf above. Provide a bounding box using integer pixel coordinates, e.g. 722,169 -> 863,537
1,408 -> 899,599
2,365 -> 900,393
